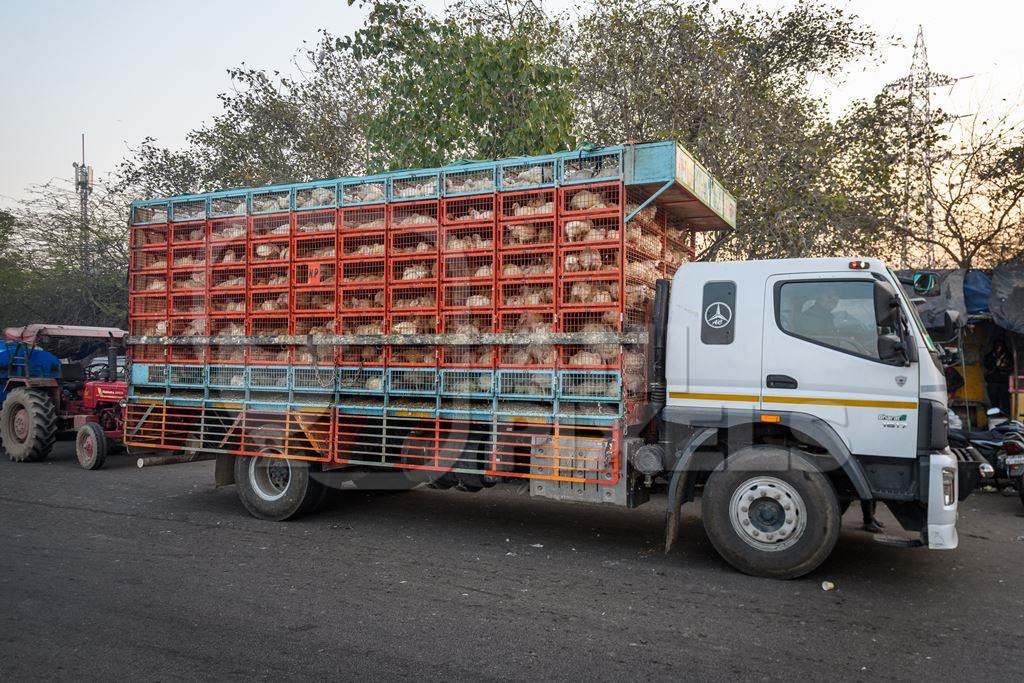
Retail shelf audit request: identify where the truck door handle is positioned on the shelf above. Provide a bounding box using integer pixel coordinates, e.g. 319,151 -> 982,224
766,374 -> 798,389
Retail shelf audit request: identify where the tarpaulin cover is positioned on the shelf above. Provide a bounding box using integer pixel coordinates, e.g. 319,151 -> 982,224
989,262 -> 1024,334
963,270 -> 992,314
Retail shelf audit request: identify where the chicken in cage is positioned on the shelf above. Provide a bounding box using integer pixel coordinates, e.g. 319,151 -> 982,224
563,248 -> 609,273
254,323 -> 289,337
179,319 -> 207,336
344,289 -> 386,309
447,205 -> 494,222
297,217 -> 336,233
255,243 -> 290,260
176,226 -> 205,242
393,179 -> 436,199
666,225 -> 687,242
213,298 -> 245,313
256,292 -> 289,311
255,220 -> 291,237
255,271 -> 289,287
391,346 -> 435,364
449,373 -> 492,393
446,346 -> 492,365
344,183 -> 386,204
567,280 -> 619,305
141,254 -> 168,270
212,321 -> 246,336
623,203 -> 657,224
395,371 -> 435,392
625,283 -> 655,308
395,211 -> 436,227
504,372 -> 554,396
299,243 -> 336,259
506,311 -> 552,334
502,345 -> 556,366
565,375 -> 619,398
303,319 -> 336,335
446,232 -> 492,251
173,252 -> 204,268
394,238 -> 436,255
145,277 -> 167,291
253,193 -> 291,213
216,248 -> 243,264
446,174 -> 493,195
627,260 -> 661,283
214,274 -> 246,289
501,255 -> 552,277
296,292 -> 334,311
296,187 -> 336,209
348,214 -> 386,230
391,316 -> 435,335
503,222 -> 551,246
563,156 -> 619,182
447,315 -> 490,334
349,241 -> 385,257
506,196 -> 554,217
563,218 -> 619,243
348,320 -> 385,335
139,320 -> 167,336
503,284 -> 553,307
568,189 -> 613,212
176,271 -> 206,290
503,164 -> 553,187
392,290 -> 436,309
212,222 -> 246,240
399,261 -> 436,281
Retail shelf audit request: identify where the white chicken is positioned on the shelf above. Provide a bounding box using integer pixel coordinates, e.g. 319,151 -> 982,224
345,183 -> 385,203
503,164 -> 549,187
394,180 -> 435,199
503,223 -> 537,246
145,278 -> 167,291
350,217 -> 386,230
214,275 -> 245,289
218,249 -> 239,264
445,176 -> 493,194
401,262 -> 434,280
298,220 -> 335,233
568,190 -> 608,211
463,294 -> 491,307
397,212 -> 435,226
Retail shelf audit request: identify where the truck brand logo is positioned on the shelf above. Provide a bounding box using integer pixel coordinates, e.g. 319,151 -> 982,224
895,376 -> 907,387
878,413 -> 909,429
704,302 -> 732,329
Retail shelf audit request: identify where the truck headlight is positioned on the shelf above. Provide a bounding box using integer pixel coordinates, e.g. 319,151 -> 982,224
942,466 -> 956,506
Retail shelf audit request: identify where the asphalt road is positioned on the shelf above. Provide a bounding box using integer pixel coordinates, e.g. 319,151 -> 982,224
1,442 -> 1023,681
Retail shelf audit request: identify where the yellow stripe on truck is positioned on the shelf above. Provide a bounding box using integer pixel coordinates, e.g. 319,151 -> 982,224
669,392 -> 917,410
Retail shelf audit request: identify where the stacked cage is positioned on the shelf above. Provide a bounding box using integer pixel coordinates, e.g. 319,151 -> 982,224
126,144 -> 711,487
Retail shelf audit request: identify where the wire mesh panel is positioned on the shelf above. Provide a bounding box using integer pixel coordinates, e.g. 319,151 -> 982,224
390,171 -> 439,201
294,235 -> 336,261
249,366 -> 290,389
341,178 -> 387,205
387,368 -> 439,395
292,314 -> 336,335
131,317 -> 169,337
210,268 -> 246,291
442,195 -> 495,224
440,345 -> 494,368
340,259 -> 386,285
340,345 -> 384,366
131,273 -> 168,294
388,345 -> 437,366
389,285 -> 437,312
249,344 -> 290,364
561,245 -> 622,276
209,193 -> 248,218
340,205 -> 386,231
295,184 -> 337,211
171,246 -> 206,269
498,158 -> 556,190
292,344 -> 336,366
390,229 -> 438,256
559,310 -> 621,334
131,294 -> 168,317
250,265 -> 290,289
498,344 -> 557,368
132,345 -> 167,363
559,184 -> 622,216
442,166 -> 495,196
168,365 -> 206,387
442,253 -> 493,280
132,201 -> 170,225
209,217 -> 247,242
443,283 -> 494,309
137,363 -> 168,387
250,317 -> 289,337
559,149 -> 623,184
208,365 -> 247,388
499,218 -> 555,250
498,281 -> 555,308
172,222 -> 206,245
498,249 -> 554,279
250,239 -> 290,264
559,371 -> 621,401
558,401 -> 623,426
251,188 -> 292,214
338,367 -> 386,393
392,256 -> 437,283
172,269 -> 207,292
341,232 -> 386,259
210,346 -> 246,364
171,198 -> 207,222
130,224 -> 169,248
209,293 -> 245,315
495,399 -> 555,419
440,369 -> 493,397
560,277 -> 621,308
210,317 -> 245,337
341,286 -> 386,312
500,189 -> 555,220
443,224 -> 494,253
391,200 -> 439,228
251,213 -> 292,239
498,310 -> 555,334
293,367 -> 337,392
560,215 -> 621,245
171,315 -> 208,337
341,314 -> 385,335
211,242 -> 246,267
560,344 -> 621,369
625,259 -> 661,285
389,313 -> 438,335
168,342 -> 207,364
293,209 -> 337,234
132,248 -> 169,272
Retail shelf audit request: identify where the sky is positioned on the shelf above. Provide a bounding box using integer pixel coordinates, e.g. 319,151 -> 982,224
1,0 -> 1022,207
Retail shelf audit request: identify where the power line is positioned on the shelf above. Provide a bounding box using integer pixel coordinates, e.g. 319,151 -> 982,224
885,26 -> 958,269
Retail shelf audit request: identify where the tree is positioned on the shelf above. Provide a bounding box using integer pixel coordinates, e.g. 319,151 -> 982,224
568,0 -> 891,259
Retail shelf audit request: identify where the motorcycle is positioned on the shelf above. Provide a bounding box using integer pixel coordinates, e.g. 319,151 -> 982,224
984,407 -> 1024,507
948,408 -> 1024,505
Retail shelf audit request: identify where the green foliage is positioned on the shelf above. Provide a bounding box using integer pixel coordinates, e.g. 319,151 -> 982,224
340,0 -> 576,170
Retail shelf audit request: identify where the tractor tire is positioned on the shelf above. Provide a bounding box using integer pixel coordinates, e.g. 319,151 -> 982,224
701,446 -> 841,580
75,422 -> 108,470
234,453 -> 325,521
0,388 -> 57,463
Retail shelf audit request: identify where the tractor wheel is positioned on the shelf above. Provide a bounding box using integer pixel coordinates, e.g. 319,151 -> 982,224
75,422 -> 108,470
0,388 -> 57,462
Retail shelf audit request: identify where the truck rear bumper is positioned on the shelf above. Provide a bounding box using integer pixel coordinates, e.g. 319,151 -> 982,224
926,451 -> 959,550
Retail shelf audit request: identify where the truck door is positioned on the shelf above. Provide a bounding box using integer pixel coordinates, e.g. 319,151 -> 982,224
760,274 -> 919,458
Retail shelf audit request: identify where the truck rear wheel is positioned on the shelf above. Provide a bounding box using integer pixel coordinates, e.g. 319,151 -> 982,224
75,422 -> 108,470
0,387 -> 57,462
701,446 -> 840,580
234,452 -> 325,521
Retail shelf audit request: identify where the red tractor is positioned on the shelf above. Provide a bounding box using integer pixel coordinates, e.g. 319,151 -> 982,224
0,324 -> 128,469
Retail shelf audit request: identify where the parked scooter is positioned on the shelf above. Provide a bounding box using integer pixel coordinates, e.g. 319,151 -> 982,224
948,408 -> 1024,499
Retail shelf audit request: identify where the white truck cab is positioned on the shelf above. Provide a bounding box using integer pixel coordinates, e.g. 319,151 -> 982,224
653,257 -> 959,578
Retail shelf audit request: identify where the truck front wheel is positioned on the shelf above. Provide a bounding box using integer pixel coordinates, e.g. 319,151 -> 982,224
0,388 -> 57,463
234,453 -> 325,521
701,446 -> 840,580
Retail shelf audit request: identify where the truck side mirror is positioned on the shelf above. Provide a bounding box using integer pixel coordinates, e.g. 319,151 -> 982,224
913,271 -> 938,295
878,333 -> 908,366
873,280 -> 900,326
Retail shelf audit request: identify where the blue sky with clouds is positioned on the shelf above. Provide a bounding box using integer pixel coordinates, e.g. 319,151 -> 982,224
1,0 -> 1021,205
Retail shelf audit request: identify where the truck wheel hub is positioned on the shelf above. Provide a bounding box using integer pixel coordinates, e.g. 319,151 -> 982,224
249,456 -> 291,502
729,477 -> 807,552
12,407 -> 29,442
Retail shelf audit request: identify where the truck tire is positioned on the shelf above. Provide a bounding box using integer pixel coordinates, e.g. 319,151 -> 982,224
234,452 -> 325,521
75,422 -> 108,470
701,446 -> 840,580
0,388 -> 57,462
